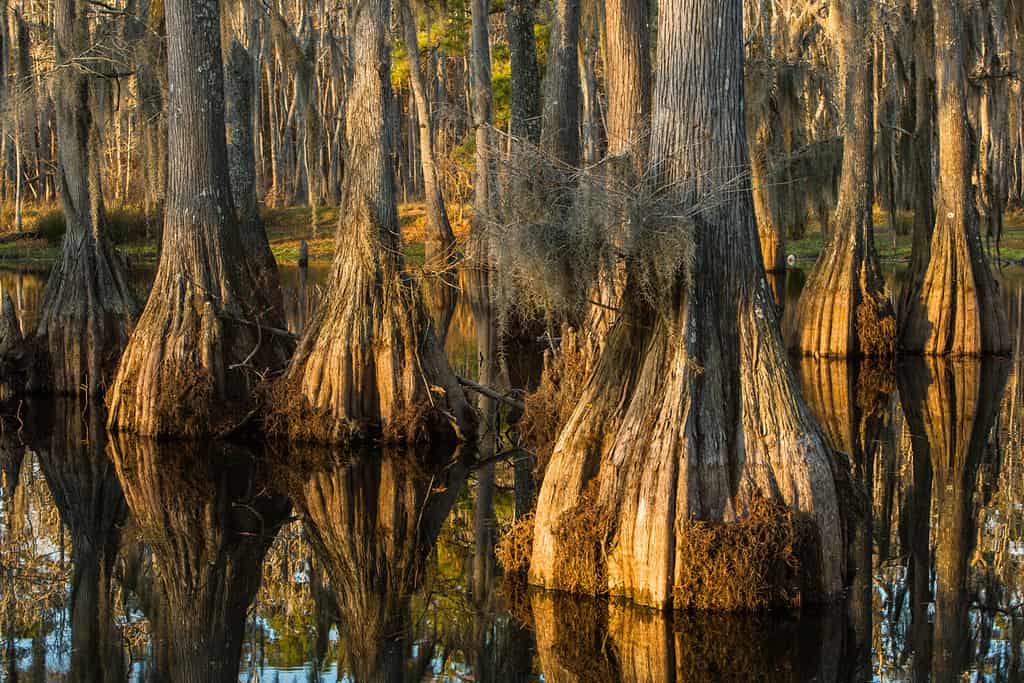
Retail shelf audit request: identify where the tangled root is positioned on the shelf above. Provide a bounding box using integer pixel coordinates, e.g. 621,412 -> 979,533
552,482 -> 615,596
496,512 -> 535,575
856,298 -> 896,357
519,329 -> 590,479
672,497 -> 818,611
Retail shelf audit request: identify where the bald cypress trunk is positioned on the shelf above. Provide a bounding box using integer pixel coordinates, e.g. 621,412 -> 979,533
582,0 -> 652,347
224,40 -> 283,315
898,0 -> 1010,355
36,0 -> 139,395
540,0 -> 581,166
106,0 -> 291,437
788,0 -> 895,358
897,0 -> 936,327
400,2 -> 456,272
529,0 -> 845,608
274,0 -> 474,444
506,0 -> 540,144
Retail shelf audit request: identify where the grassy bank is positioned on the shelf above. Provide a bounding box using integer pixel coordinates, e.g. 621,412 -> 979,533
2,202 -> 1022,268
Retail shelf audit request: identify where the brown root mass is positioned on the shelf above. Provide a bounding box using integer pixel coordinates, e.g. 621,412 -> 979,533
495,511 -> 535,575
672,497 -> 817,611
518,329 -> 589,478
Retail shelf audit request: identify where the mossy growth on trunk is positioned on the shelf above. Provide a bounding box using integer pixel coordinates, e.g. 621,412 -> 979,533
270,0 -> 474,445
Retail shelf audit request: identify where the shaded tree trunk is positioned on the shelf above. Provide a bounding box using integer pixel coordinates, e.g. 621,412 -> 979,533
898,0 -> 1010,355
35,0 -> 139,395
106,0 -> 291,437
540,0 -> 581,166
224,40 -> 284,315
897,0 -> 936,326
788,0 -> 895,358
529,0 -> 845,608
400,1 -> 456,272
506,0 -> 540,144
273,0 -> 474,445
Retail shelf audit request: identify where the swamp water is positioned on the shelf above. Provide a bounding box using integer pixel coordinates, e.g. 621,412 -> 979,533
1,263 -> 1023,682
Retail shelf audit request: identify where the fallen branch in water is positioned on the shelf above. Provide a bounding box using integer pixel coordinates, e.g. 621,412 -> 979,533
456,376 -> 526,411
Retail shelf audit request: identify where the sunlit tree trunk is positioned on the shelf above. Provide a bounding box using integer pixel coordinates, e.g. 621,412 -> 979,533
529,0 -> 845,608
898,0 -> 1010,355
107,0 -> 291,437
274,0 -> 474,444
788,0 -> 895,358
35,0 -> 139,395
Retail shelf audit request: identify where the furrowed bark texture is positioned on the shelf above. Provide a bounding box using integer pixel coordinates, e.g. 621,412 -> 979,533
401,2 -> 456,271
224,40 -> 283,314
110,435 -> 290,683
106,0 -> 291,437
529,0 -> 845,608
788,0 -> 894,358
540,0 -> 581,166
582,0 -> 653,348
897,0 -> 935,325
506,0 -> 541,144
898,0 -> 1010,355
36,0 -> 138,395
277,0 -> 474,444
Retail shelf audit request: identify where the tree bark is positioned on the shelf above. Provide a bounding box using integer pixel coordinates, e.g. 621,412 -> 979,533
106,0 -> 292,438
506,0 -> 540,144
274,0 -> 474,445
788,0 -> 895,358
603,0 -> 650,164
36,0 -> 139,396
897,0 -> 936,327
898,0 -> 1010,355
109,435 -> 291,683
400,1 -> 456,271
540,0 -> 581,167
225,40 -> 284,315
529,0 -> 845,608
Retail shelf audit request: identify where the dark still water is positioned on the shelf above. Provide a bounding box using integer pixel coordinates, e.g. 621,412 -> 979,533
1,263 -> 1023,681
